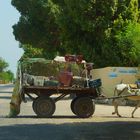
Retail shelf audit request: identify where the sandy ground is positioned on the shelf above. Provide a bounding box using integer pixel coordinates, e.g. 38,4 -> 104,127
0,91 -> 140,140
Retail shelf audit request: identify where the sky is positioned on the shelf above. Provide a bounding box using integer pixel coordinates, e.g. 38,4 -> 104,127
0,0 -> 23,76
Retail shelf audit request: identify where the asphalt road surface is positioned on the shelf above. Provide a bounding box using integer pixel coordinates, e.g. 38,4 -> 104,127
0,84 -> 140,140
0,84 -> 14,93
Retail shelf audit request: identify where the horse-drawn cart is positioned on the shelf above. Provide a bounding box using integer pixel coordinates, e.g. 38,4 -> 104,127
10,56 -> 102,118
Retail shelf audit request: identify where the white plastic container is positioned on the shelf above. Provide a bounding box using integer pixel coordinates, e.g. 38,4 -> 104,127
33,76 -> 48,86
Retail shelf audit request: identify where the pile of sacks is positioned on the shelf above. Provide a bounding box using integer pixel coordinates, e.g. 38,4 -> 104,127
23,73 -> 59,87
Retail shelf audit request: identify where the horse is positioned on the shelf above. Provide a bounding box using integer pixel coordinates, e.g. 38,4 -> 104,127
112,83 -> 140,118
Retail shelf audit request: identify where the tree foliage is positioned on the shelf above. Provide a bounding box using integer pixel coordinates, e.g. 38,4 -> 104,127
20,44 -> 44,58
114,22 -> 140,66
12,0 -> 60,59
0,57 -> 9,72
0,57 -> 14,82
11,0 -> 140,67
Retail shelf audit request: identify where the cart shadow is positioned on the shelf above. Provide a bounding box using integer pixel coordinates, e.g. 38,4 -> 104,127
51,115 -> 79,119
1,113 -> 140,119
1,115 -> 139,119
0,115 -> 79,119
15,115 -> 79,119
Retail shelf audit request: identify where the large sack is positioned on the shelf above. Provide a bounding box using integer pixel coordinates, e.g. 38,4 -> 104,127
8,79 -> 21,117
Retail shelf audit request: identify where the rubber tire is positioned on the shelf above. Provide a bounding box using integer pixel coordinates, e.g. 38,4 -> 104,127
34,96 -> 56,118
73,97 -> 95,118
32,97 -> 40,114
70,97 -> 79,115
32,98 -> 38,114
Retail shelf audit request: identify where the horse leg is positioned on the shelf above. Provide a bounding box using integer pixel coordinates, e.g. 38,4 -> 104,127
131,107 -> 138,118
131,101 -> 140,118
116,105 -> 122,117
112,99 -> 116,115
112,100 -> 122,117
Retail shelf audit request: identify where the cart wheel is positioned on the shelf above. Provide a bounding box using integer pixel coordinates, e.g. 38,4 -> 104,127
71,97 -> 79,114
73,97 -> 95,118
32,97 -> 39,114
34,96 -> 56,118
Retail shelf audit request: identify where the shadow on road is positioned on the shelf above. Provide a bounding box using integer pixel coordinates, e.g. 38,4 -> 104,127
1,114 -> 140,120
23,115 -> 78,119
0,115 -> 79,119
0,121 -> 140,140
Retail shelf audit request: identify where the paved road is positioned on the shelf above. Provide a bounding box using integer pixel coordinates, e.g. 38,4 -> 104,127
0,84 -> 14,93
0,85 -> 140,140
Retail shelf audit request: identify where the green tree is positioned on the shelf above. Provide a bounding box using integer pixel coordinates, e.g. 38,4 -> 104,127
0,58 -> 14,82
109,0 -> 140,66
11,0 -> 60,59
114,22 -> 140,66
11,0 -> 140,67
20,44 -> 44,58
6,70 -> 14,82
52,0 -> 118,62
0,57 -> 9,72
0,72 -> 13,83
52,0 -> 140,66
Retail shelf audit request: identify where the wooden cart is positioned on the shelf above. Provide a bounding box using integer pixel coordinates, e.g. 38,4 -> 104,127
17,57 -> 102,118
22,85 -> 101,118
